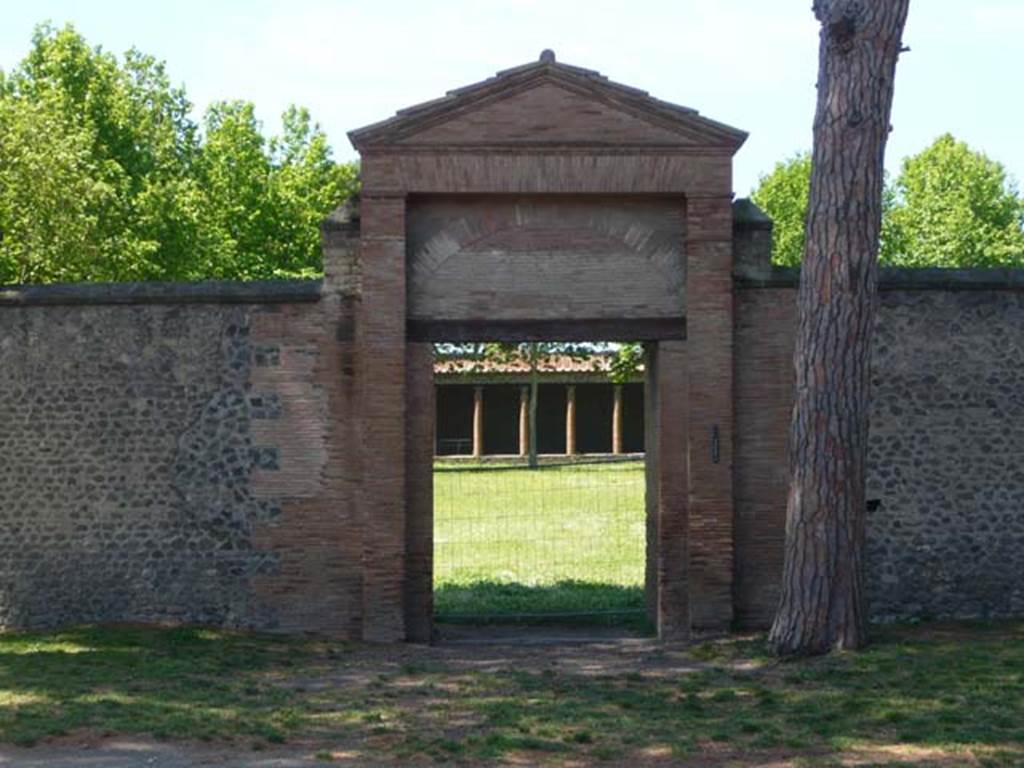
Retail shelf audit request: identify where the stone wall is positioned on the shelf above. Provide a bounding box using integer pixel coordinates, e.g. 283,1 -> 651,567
3,219 -> 1023,636
867,288 -> 1024,620
0,299 -> 276,628
734,275 -> 1024,626
0,228 -> 365,634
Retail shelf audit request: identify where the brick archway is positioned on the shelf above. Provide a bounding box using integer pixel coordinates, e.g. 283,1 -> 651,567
344,53 -> 746,642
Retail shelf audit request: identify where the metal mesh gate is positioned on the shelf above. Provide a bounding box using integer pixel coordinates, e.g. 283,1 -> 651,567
433,457 -> 646,622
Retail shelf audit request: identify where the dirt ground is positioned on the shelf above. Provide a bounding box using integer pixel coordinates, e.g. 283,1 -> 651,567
0,626 -> 1007,767
0,628 -> 676,768
0,739 -> 977,768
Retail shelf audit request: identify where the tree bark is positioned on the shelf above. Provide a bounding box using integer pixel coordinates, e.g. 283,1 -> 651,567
768,0 -> 910,656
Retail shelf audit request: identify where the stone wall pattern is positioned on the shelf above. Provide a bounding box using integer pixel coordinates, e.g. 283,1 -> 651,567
867,290 -> 1024,620
734,287 -> 1024,626
0,264 -> 368,633
2,273 -> 1023,634
0,304 -> 275,627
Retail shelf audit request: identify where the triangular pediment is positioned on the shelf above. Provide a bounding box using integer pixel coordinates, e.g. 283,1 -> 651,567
349,55 -> 747,152
394,82 -> 701,147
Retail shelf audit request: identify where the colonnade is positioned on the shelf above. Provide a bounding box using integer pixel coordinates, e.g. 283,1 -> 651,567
470,384 -> 625,457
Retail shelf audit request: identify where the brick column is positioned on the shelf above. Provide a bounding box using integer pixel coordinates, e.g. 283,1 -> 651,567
652,342 -> 690,640
685,195 -> 735,629
519,386 -> 529,457
643,345 -> 659,626
404,343 -> 434,642
356,193 -> 408,642
472,386 -> 484,458
612,384 -> 623,455
565,385 -> 577,456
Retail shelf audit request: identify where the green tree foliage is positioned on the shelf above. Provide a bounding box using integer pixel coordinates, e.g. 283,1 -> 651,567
885,134 -> 1024,267
0,93 -> 113,283
268,106 -> 357,278
752,137 -> 1024,267
0,23 -> 357,285
750,152 -> 812,267
196,102 -> 357,280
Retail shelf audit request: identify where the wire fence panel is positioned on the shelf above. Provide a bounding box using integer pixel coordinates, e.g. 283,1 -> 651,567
433,458 -> 646,621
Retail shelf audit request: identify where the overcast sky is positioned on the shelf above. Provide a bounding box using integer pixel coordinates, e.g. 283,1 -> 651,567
1,0 -> 1021,195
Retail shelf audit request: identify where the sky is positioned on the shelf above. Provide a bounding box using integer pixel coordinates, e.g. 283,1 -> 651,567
1,0 -> 1021,195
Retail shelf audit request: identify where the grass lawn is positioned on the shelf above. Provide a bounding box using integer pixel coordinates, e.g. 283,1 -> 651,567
433,459 -> 646,619
0,621 -> 1022,765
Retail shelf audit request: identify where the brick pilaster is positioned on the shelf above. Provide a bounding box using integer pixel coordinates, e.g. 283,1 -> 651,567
357,194 -> 408,642
685,195 -> 735,629
653,341 -> 690,640
404,342 -> 434,642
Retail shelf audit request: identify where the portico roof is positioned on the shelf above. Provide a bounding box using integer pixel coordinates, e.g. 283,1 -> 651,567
349,50 -> 747,153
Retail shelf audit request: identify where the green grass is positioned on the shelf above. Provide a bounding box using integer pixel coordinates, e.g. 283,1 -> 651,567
433,459 -> 646,618
0,625 -> 323,747
435,581 -> 644,621
0,621 -> 1022,765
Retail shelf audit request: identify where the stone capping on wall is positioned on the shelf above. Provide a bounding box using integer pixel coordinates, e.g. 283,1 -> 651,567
731,198 -> 773,231
0,278 -> 323,307
735,266 -> 1024,291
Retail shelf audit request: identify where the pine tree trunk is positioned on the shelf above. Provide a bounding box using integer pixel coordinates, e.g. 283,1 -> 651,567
768,0 -> 910,656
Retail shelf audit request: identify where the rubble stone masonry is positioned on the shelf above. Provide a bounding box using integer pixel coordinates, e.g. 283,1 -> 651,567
734,273 -> 1024,626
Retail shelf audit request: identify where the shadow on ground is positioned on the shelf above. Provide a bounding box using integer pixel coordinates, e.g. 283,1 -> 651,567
433,579 -> 645,621
0,621 -> 1021,766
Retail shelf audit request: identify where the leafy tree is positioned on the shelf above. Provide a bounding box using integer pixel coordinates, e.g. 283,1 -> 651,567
607,342 -> 644,385
752,152 -> 902,266
753,137 -> 1024,269
195,102 -> 358,280
0,23 -> 207,281
266,106 -> 359,278
885,134 -> 1024,267
0,23 -> 356,285
751,152 -> 812,267
0,93 -> 111,283
196,100 -> 275,279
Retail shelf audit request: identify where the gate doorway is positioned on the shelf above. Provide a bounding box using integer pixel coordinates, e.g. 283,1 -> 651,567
348,51 -> 745,642
434,457 -> 646,624
430,344 -> 648,626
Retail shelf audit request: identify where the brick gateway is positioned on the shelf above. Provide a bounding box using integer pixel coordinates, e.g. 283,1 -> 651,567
1,53 -> 1022,641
